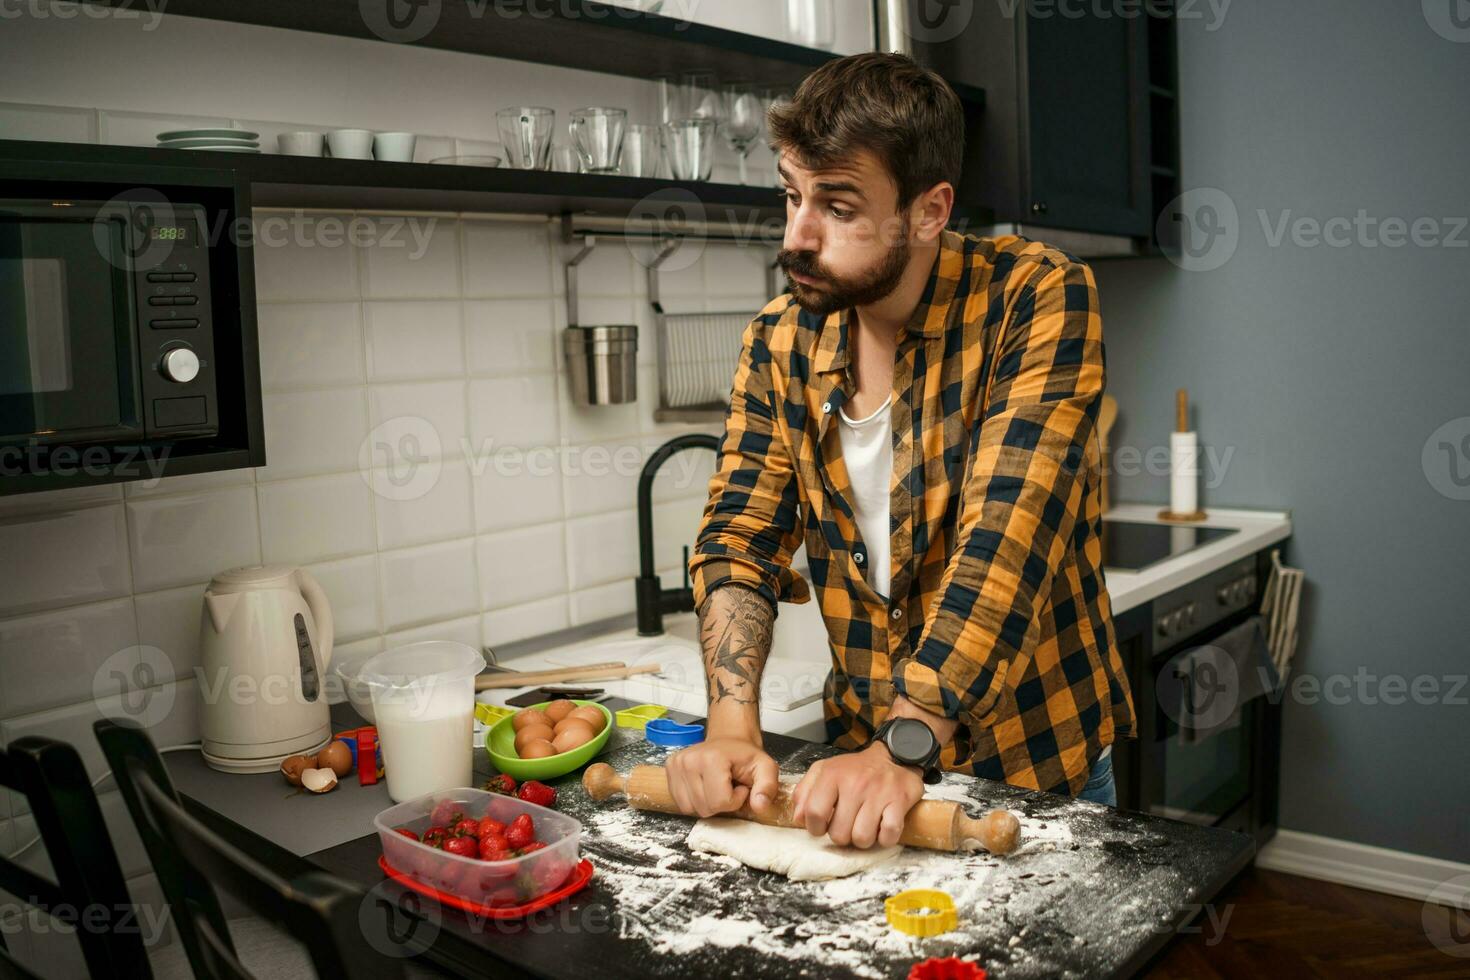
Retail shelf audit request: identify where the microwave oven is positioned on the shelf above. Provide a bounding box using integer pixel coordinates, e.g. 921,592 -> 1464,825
0,146 -> 264,494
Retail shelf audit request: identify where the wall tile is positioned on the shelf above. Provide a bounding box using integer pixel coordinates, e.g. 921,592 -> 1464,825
464,298 -> 557,377
568,579 -> 636,626
462,220 -> 552,297
477,524 -> 566,610
122,467 -> 254,500
652,496 -> 708,573
0,504 -> 131,617
371,459 -> 474,551
303,554 -> 379,643
468,375 -> 560,450
482,596 -> 569,649
364,300 -> 465,382
133,583 -> 206,686
97,108 -> 233,146
564,509 -> 639,590
258,472 -> 374,565
383,615 -> 481,651
257,386 -> 369,481
561,438 -> 644,518
0,483 -> 121,519
359,215 -> 460,299
556,238 -> 632,296
378,538 -> 478,631
126,486 -> 260,593
251,213 -> 360,302
0,101 -> 98,142
256,301 -> 364,389
557,372 -> 640,445
367,379 -> 467,463
471,456 -> 563,533
0,598 -> 138,718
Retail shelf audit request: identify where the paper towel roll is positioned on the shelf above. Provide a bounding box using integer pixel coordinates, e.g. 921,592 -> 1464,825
1170,430 -> 1200,515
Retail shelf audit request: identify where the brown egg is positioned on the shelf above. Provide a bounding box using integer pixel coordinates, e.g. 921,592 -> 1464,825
552,726 -> 592,754
514,724 -> 555,752
315,740 -> 354,777
568,705 -> 606,733
280,754 -> 312,786
518,738 -> 556,759
543,699 -> 575,723
512,708 -> 549,731
552,717 -> 595,741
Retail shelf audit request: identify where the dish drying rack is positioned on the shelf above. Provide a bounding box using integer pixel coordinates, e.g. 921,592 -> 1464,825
562,214 -> 779,423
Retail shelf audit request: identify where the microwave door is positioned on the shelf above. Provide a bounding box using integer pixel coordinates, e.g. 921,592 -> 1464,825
0,211 -> 143,444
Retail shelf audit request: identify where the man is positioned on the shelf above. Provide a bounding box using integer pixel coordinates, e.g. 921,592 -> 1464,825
667,52 -> 1135,850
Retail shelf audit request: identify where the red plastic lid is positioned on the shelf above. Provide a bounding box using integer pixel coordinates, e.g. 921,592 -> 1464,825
378,855 -> 593,920
908,957 -> 987,980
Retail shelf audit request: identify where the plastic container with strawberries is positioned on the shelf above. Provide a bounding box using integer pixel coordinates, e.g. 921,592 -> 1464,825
375,787 -> 582,909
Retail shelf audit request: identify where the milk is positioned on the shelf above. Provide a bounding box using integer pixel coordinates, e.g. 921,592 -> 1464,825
376,706 -> 473,803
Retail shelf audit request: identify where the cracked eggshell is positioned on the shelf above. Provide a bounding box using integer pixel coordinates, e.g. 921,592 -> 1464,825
301,767 -> 339,794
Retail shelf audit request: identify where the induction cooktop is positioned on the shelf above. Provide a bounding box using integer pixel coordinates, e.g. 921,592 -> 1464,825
1100,519 -> 1237,572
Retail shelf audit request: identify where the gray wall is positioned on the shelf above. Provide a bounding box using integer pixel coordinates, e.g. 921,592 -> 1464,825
1091,1 -> 1470,862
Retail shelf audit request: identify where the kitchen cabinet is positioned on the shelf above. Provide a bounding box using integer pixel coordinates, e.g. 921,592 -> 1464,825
907,1 -> 1181,248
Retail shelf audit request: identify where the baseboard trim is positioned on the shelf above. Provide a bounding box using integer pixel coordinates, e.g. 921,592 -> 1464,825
1257,829 -> 1470,906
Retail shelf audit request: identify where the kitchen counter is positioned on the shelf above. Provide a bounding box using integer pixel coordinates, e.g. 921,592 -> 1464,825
170,701 -> 1254,979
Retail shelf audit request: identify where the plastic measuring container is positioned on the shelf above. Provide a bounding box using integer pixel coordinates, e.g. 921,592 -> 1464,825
358,641 -> 484,802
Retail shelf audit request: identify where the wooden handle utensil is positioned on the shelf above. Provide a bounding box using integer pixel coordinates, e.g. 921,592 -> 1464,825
582,763 -> 1021,856
474,663 -> 661,691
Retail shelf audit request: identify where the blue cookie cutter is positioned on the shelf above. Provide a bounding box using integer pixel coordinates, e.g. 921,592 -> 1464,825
644,718 -> 705,747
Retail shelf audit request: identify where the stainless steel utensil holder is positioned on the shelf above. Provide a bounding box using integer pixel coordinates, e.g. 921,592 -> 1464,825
563,233 -> 638,406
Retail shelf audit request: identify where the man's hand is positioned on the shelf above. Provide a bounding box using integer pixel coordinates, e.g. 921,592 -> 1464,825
666,736 -> 781,818
791,742 -> 924,849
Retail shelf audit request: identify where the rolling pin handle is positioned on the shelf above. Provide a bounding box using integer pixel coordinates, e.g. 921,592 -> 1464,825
582,762 -> 625,801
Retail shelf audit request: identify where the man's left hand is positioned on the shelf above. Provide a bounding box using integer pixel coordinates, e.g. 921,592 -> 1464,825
790,743 -> 924,849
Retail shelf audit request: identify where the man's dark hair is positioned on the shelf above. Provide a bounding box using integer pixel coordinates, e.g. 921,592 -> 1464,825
767,51 -> 964,210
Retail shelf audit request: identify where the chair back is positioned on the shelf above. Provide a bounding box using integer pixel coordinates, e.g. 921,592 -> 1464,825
0,736 -> 152,979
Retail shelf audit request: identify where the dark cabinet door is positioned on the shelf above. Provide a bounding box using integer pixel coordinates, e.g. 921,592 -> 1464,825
1023,11 -> 1152,237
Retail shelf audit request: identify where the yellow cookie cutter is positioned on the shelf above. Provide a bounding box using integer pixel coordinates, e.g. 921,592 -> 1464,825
615,703 -> 668,730
474,703 -> 515,727
885,889 -> 958,938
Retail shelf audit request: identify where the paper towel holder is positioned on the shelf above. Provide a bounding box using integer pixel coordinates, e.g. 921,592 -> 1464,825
1158,387 -> 1208,523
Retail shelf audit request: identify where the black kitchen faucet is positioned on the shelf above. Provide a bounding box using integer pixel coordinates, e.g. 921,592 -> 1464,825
635,433 -> 721,636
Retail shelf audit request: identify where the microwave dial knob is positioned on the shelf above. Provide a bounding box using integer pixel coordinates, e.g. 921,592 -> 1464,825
160,347 -> 200,383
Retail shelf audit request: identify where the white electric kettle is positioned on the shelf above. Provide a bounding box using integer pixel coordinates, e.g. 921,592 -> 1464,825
198,564 -> 334,773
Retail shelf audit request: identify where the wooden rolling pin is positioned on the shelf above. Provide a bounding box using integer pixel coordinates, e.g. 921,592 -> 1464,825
582,763 -> 1022,856
474,662 -> 661,691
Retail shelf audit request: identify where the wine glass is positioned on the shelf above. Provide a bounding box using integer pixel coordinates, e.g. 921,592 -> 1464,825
681,71 -> 723,123
721,83 -> 764,185
763,89 -> 793,187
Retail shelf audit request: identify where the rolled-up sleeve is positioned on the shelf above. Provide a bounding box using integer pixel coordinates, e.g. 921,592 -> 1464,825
894,260 -> 1103,728
689,316 -> 810,615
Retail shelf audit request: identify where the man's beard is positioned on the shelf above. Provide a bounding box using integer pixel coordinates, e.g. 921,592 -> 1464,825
778,234 -> 911,317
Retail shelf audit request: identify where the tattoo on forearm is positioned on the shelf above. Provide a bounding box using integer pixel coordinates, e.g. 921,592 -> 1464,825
698,585 -> 774,708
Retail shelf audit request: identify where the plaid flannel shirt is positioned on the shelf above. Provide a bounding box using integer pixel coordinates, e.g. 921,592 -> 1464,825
689,231 -> 1136,796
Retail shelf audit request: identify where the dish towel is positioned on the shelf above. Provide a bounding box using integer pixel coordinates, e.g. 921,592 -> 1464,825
1162,616 -> 1279,746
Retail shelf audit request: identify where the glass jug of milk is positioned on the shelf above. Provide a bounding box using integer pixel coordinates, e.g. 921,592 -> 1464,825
358,641 -> 483,802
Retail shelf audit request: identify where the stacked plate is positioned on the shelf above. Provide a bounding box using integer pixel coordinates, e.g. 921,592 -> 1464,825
156,128 -> 261,153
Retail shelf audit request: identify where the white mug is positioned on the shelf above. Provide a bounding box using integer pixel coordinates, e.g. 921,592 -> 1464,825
373,131 -> 417,163
326,128 -> 373,160
277,131 -> 324,156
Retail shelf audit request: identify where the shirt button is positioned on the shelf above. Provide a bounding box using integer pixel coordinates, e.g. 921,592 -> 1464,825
822,401 -> 832,414
890,607 -> 903,621
854,552 -> 865,564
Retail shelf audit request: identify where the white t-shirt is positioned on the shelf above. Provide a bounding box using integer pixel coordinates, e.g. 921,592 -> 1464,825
836,394 -> 894,598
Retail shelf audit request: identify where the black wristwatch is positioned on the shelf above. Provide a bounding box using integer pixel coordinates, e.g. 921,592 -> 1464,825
871,717 -> 943,785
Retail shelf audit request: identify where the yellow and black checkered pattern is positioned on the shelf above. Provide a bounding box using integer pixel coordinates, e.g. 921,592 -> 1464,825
690,231 -> 1136,796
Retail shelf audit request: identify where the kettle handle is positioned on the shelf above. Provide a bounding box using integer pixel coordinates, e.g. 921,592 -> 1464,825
296,568 -> 334,669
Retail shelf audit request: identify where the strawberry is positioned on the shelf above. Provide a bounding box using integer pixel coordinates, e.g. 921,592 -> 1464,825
480,831 -> 509,852
452,818 -> 480,838
505,813 -> 535,850
516,780 -> 557,808
486,884 -> 521,906
516,841 -> 547,856
393,827 -> 419,841
483,773 -> 517,796
429,800 -> 463,826
442,835 -> 478,858
477,816 -> 507,839
422,825 -> 448,848
479,838 -> 512,862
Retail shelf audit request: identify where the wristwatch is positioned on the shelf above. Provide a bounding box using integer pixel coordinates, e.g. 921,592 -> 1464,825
871,717 -> 943,785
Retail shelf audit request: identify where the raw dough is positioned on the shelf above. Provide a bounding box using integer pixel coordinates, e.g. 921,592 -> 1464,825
686,818 -> 901,881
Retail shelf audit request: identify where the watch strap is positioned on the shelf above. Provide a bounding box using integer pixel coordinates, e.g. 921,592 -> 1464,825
873,718 -> 943,785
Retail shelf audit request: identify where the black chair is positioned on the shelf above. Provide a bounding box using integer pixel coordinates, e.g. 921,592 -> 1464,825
0,736 -> 153,979
95,719 -> 407,980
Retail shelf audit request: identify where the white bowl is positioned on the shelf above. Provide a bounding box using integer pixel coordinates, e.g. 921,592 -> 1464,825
331,647 -> 378,723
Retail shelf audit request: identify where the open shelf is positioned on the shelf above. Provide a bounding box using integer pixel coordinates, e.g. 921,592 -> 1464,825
110,0 -> 844,91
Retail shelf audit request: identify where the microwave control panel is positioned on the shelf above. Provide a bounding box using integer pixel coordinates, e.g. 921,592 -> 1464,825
130,203 -> 218,437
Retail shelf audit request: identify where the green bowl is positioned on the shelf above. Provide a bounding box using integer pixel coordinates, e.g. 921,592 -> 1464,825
484,700 -> 613,780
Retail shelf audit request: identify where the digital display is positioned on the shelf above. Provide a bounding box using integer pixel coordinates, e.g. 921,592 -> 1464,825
149,221 -> 195,243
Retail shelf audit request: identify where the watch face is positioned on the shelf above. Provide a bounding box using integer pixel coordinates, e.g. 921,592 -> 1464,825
889,719 -> 935,760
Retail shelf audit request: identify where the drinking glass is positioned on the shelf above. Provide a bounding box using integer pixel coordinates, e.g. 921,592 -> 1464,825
721,83 -> 764,185
662,118 -> 717,181
681,70 -> 723,123
551,143 -> 582,173
784,0 -> 835,49
620,124 -> 662,177
496,106 -> 555,170
569,107 -> 627,174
